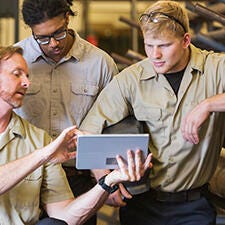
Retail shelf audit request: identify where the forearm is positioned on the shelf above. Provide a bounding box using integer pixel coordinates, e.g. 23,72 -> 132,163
47,150 -> 152,224
203,93 -> 225,112
62,184 -> 109,225
0,148 -> 50,194
49,172 -> 119,225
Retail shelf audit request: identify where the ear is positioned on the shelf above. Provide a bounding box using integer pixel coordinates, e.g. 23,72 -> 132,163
183,33 -> 191,49
65,12 -> 70,25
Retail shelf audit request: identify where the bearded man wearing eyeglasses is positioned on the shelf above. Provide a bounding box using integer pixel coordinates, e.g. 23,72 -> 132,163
79,1 -> 225,225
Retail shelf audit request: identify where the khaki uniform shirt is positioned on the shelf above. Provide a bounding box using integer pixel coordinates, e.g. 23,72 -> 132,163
81,45 -> 225,192
0,113 -> 73,225
14,30 -> 118,167
14,30 -> 118,138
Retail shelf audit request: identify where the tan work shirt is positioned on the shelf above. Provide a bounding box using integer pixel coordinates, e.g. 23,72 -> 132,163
14,30 -> 118,167
81,45 -> 225,192
0,112 -> 73,225
14,30 -> 118,139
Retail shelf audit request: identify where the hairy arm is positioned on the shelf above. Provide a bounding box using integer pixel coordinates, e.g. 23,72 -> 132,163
0,126 -> 77,195
45,150 -> 152,225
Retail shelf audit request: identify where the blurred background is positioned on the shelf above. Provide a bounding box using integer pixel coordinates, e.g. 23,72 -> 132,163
1,0 -> 225,71
1,1 -> 225,224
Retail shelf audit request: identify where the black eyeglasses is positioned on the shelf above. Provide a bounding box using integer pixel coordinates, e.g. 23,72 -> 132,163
139,11 -> 186,33
33,28 -> 67,45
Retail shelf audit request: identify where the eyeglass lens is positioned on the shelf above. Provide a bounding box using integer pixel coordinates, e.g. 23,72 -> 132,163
140,11 -> 186,33
35,30 -> 67,45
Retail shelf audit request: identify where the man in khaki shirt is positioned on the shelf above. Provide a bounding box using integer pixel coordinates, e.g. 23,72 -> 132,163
0,45 -> 152,225
80,1 -> 225,225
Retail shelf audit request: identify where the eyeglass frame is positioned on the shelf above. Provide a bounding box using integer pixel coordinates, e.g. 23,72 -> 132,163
139,11 -> 187,33
32,26 -> 68,45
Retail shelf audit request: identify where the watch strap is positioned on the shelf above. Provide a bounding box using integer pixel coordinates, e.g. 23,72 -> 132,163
98,175 -> 119,194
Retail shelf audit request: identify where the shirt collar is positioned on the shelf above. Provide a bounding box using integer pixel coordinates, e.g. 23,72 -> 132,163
188,44 -> 206,74
137,58 -> 158,80
8,112 -> 26,138
29,37 -> 44,63
66,30 -> 86,62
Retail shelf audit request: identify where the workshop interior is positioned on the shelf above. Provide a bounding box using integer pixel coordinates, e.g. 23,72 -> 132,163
1,0 -> 225,224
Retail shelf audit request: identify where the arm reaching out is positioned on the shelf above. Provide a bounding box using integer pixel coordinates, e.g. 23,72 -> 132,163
0,126 -> 77,195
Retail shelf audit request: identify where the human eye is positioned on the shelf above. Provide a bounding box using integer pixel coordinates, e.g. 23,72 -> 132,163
37,36 -> 49,43
144,42 -> 152,47
12,69 -> 21,77
54,29 -> 66,40
54,31 -> 64,38
160,43 -> 171,48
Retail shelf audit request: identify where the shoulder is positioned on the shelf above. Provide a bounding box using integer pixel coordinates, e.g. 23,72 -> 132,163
191,44 -> 225,65
14,36 -> 41,62
76,34 -> 115,62
14,113 -> 52,145
116,58 -> 151,81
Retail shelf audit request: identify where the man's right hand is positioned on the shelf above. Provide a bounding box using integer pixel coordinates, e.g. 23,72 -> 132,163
105,184 -> 132,207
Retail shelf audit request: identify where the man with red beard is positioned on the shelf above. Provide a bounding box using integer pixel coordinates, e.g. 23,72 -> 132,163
14,1 -> 118,224
0,45 -> 152,225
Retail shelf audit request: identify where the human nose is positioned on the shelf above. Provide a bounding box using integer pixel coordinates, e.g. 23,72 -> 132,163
21,75 -> 30,88
152,46 -> 162,59
48,37 -> 59,47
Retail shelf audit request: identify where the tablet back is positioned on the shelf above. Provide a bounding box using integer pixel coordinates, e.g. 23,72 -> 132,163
76,134 -> 149,169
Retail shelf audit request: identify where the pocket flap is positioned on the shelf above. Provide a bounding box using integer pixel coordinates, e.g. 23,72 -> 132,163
71,83 -> 99,96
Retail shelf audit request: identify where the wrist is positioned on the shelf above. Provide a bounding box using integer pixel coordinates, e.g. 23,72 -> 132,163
98,175 -> 119,194
33,148 -> 50,166
201,98 -> 211,113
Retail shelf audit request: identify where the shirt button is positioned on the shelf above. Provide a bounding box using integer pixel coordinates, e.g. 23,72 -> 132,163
52,133 -> 57,138
84,89 -> 88,93
169,157 -> 174,163
53,89 -> 57,93
167,177 -> 173,183
171,136 -> 176,140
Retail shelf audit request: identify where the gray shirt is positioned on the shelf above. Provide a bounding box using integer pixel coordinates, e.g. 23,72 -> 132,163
14,31 -> 118,138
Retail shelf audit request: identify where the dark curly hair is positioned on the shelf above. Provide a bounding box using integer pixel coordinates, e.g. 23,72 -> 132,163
22,0 -> 77,26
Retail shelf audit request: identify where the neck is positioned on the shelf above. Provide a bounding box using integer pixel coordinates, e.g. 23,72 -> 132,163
182,47 -> 191,70
64,30 -> 75,55
0,107 -> 12,133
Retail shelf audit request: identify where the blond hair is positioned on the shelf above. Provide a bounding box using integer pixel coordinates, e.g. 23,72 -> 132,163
0,46 -> 23,71
140,0 -> 189,38
0,46 -> 23,61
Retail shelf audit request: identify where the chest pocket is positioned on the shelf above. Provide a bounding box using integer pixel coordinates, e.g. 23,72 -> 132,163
134,107 -> 164,135
70,83 -> 99,115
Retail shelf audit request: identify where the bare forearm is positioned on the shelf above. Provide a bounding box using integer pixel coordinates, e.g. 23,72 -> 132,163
203,93 -> 225,112
63,184 -> 109,225
0,149 -> 49,194
46,150 -> 152,224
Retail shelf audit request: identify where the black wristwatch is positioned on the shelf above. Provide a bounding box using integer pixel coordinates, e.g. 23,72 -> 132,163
98,175 -> 119,194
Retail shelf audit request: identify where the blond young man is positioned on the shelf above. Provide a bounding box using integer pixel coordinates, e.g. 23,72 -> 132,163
80,1 -> 225,224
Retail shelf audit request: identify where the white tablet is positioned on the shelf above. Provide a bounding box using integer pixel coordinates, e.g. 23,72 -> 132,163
76,134 -> 149,169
